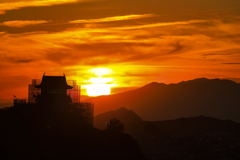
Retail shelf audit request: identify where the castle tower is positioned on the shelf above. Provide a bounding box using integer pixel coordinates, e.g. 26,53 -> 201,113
35,74 -> 73,105
35,75 -> 73,96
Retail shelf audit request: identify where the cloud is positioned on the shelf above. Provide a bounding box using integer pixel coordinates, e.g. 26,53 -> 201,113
168,41 -> 184,54
0,20 -> 48,27
1,17 -> 240,89
222,63 -> 240,65
43,42 -> 155,66
113,20 -> 207,30
1,18 -> 238,68
14,59 -> 35,63
69,14 -> 155,23
0,0 -> 80,14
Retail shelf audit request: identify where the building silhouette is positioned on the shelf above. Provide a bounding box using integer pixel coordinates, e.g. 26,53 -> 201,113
36,75 -> 73,96
14,74 -> 94,125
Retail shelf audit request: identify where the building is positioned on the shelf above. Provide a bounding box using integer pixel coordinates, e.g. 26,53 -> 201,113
36,75 -> 73,96
14,74 -> 94,125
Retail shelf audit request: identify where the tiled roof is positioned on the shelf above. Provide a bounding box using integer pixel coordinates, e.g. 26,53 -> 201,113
35,75 -> 73,89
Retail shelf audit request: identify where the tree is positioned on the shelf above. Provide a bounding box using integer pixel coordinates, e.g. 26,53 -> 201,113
107,118 -> 124,132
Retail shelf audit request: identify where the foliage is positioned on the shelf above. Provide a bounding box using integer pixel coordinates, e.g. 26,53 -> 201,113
107,118 -> 124,132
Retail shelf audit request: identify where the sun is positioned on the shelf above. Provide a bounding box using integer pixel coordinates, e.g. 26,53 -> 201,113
85,68 -> 114,97
86,84 -> 111,97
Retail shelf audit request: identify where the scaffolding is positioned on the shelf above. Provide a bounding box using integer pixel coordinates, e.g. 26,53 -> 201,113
28,79 -> 41,103
67,81 -> 94,125
13,76 -> 94,125
76,102 -> 94,125
13,99 -> 27,107
67,80 -> 81,103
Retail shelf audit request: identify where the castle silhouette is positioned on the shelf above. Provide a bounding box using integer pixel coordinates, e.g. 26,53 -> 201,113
13,74 -> 94,125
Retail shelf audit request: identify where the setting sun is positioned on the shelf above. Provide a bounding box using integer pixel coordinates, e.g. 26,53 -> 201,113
86,84 -> 111,97
84,68 -> 115,97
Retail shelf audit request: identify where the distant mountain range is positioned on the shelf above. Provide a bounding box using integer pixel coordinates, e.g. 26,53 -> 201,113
90,78 -> 240,122
95,107 -> 240,135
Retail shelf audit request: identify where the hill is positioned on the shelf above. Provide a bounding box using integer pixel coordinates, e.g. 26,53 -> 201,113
93,107 -> 240,159
94,107 -> 143,131
90,78 -> 240,122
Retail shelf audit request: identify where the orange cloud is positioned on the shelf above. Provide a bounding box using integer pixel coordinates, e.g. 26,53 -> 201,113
0,0 -> 80,14
1,17 -> 240,100
0,20 -> 49,27
69,14 -> 155,23
113,20 -> 207,30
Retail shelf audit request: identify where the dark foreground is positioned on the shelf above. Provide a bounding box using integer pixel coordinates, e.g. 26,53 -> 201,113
0,104 -> 146,160
95,107 -> 240,160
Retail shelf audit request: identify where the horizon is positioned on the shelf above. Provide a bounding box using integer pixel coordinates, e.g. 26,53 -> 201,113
1,76 -> 240,103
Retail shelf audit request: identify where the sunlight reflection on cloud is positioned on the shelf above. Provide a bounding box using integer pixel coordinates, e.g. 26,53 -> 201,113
0,20 -> 49,27
69,14 -> 155,23
0,0 -> 80,14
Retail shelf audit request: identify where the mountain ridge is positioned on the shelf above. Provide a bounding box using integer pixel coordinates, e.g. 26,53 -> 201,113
91,78 -> 240,122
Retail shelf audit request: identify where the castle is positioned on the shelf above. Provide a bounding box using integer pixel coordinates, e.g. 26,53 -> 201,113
13,74 -> 94,125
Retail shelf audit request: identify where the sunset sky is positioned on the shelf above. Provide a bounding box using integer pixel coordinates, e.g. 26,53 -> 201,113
1,0 -> 240,102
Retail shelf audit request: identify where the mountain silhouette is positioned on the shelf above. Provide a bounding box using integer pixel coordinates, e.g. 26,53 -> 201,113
91,78 -> 240,122
94,107 -> 142,130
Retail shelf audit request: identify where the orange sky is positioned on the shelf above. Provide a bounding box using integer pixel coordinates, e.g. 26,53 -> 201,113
1,0 -> 240,102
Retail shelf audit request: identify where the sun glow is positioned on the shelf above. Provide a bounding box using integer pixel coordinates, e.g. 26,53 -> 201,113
86,84 -> 111,97
88,68 -> 113,76
85,68 -> 114,97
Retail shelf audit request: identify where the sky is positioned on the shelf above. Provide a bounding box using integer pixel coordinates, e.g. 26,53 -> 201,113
1,0 -> 240,102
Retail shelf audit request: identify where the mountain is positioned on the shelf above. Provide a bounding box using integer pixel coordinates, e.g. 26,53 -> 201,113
94,107 -> 142,130
90,78 -> 240,122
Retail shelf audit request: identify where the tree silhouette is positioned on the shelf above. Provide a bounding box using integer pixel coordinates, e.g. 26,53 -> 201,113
107,118 -> 124,132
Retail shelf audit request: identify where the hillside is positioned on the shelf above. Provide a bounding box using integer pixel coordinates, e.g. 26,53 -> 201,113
93,107 -> 240,160
90,78 -> 240,122
94,107 -> 142,130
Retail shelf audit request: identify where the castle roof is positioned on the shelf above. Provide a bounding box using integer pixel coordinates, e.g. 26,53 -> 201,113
35,75 -> 73,89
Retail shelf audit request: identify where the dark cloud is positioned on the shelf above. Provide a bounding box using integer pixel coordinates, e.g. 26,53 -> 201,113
2,55 -> 36,64
1,0 -> 239,34
168,41 -> 184,54
222,63 -> 240,65
202,53 -> 229,56
14,59 -> 34,63
124,72 -> 159,78
44,42 -> 156,66
0,21 -> 76,34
